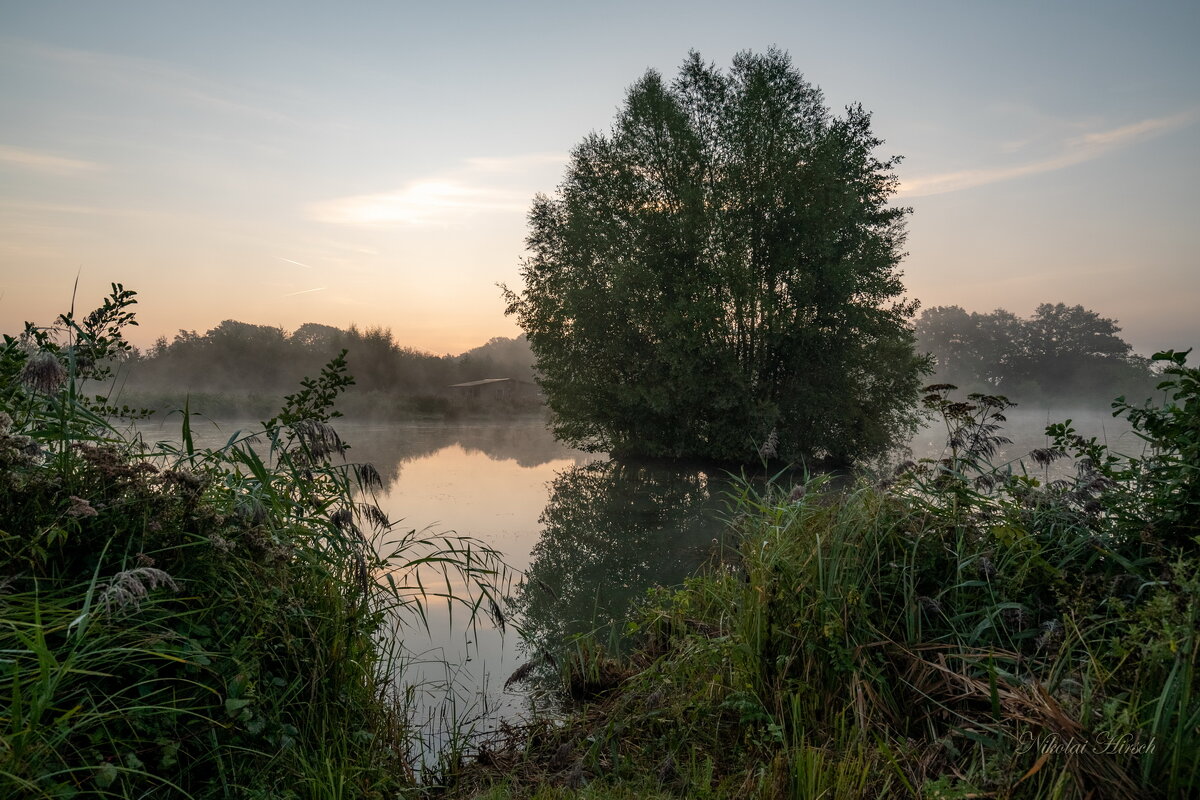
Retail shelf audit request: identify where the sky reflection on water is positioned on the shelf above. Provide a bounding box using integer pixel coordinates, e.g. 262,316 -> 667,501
142,408 -> 1137,756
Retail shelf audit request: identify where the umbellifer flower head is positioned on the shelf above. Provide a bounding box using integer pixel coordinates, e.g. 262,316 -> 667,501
20,351 -> 67,394
67,495 -> 98,518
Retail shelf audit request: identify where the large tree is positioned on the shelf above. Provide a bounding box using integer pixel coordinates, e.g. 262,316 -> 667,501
505,50 -> 926,464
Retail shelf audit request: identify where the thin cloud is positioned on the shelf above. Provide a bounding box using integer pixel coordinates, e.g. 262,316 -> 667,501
13,39 -> 297,126
900,112 -> 1195,198
282,286 -> 326,297
310,181 -> 527,226
1070,115 -> 1185,148
463,153 -> 568,173
277,256 -> 315,270
307,154 -> 565,227
0,144 -> 106,175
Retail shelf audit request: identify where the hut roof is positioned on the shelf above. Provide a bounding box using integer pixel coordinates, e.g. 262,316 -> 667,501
447,377 -> 513,388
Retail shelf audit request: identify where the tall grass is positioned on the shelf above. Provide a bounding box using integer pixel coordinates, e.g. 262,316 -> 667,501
1,285 -> 507,798
456,358 -> 1199,799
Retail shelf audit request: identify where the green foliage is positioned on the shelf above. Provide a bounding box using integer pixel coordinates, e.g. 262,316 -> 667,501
915,302 -> 1154,401
1,289 -> 508,797
126,322 -> 540,419
469,374 -> 1200,799
1042,348 -> 1200,550
1115,349 -> 1200,543
504,49 -> 927,465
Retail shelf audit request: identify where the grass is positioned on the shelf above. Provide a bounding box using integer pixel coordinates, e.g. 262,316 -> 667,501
6,285 -> 1196,799
1,285 -> 508,798
445,364 -> 1200,799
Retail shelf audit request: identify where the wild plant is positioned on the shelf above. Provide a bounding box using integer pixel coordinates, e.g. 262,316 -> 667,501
516,366 -> 1199,799
1,287 -> 508,798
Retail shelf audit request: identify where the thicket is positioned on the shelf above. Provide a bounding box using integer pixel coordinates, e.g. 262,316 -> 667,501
121,321 -> 539,419
457,351 -> 1199,799
0,286 -> 505,798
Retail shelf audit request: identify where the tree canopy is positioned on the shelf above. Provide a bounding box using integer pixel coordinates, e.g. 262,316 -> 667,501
915,303 -> 1154,401
505,49 -> 926,464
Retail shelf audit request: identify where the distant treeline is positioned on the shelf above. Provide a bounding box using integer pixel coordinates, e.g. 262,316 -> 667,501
915,302 -> 1157,403
119,321 -> 539,418
116,302 -> 1154,420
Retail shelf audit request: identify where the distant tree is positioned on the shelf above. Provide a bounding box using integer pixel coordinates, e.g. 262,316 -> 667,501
504,50 -> 926,464
915,306 -> 1025,390
456,336 -> 535,382
915,303 -> 1153,400
1017,303 -> 1135,392
291,322 -> 346,352
911,306 -> 979,387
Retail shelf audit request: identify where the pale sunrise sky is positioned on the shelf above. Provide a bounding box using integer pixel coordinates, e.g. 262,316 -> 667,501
2,1 -> 1197,356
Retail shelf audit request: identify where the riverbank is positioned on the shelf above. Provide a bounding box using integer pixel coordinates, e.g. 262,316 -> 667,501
5,286 -> 1195,798
1,331 -> 505,796
442,366 -> 1200,799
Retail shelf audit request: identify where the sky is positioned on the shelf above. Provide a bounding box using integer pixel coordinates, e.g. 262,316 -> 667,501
1,0 -> 1197,357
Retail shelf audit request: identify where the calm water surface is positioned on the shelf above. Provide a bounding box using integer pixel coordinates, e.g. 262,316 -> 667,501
138,405 -> 1137,752
138,417 -> 731,751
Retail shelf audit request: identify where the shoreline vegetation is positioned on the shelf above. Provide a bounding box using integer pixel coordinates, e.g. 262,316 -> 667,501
116,319 -> 545,423
450,367 -> 1199,799
4,287 -> 1197,799
1,287 -> 508,798
118,389 -> 548,425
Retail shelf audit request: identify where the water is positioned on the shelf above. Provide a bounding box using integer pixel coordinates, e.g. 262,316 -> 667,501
135,416 -> 731,752
135,405 -> 1137,753
907,405 -> 1139,476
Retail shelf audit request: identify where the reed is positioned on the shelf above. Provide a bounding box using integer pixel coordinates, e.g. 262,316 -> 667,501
454,356 -> 1199,799
1,285 -> 507,798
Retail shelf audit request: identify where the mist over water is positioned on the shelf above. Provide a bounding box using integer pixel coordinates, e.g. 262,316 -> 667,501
137,396 -> 1140,754
907,404 -> 1138,479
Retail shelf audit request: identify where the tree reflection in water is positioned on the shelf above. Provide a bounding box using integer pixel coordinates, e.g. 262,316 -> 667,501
514,459 -> 730,670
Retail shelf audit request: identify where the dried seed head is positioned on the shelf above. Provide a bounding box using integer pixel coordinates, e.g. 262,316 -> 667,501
355,463 -> 383,491
209,533 -> 234,553
330,507 -> 354,530
358,502 -> 390,530
291,419 -> 345,461
66,495 -> 98,518
96,567 -> 179,617
757,428 -> 779,460
1,430 -> 41,466
162,469 -> 204,493
1036,619 -> 1063,651
20,351 -> 66,394
1029,447 -> 1064,468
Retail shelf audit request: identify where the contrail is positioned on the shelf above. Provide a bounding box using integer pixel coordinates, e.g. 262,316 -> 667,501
282,286 -> 326,297
277,256 -> 315,269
